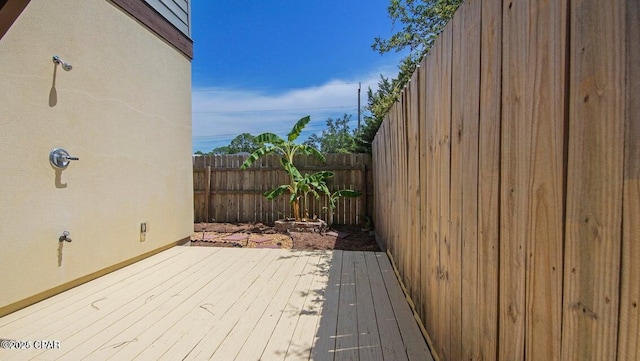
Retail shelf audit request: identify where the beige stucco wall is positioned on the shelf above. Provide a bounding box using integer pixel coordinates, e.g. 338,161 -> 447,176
0,0 -> 193,311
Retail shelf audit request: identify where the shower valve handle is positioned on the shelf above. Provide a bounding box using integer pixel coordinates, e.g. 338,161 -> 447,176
49,148 -> 79,170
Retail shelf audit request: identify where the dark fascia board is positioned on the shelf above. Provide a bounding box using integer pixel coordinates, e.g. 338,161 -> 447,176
0,0 -> 30,40
109,0 -> 193,59
0,0 -> 193,59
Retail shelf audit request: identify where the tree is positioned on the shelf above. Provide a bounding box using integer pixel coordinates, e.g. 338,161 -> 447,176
353,75 -> 398,153
354,59 -> 416,153
372,0 -> 463,65
304,114 -> 356,153
240,116 -> 326,221
356,0 -> 462,153
210,133 -> 259,155
209,146 -> 231,155
228,133 -> 259,153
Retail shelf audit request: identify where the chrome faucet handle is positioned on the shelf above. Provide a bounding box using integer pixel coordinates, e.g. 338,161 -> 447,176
49,148 -> 79,169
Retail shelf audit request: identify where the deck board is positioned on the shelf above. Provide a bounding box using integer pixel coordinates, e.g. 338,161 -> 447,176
284,251 -> 331,361
0,247 -> 432,361
377,253 -> 433,361
365,252 -> 409,361
335,251 -> 359,361
259,253 -> 324,361
354,251 -> 384,361
310,250 -> 343,360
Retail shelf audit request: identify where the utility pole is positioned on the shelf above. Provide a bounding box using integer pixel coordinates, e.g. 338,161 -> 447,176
357,82 -> 361,132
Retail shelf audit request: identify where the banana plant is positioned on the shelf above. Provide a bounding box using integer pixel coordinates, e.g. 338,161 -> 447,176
263,158 -> 334,221
240,116 -> 326,221
263,158 -> 361,224
324,189 -> 362,225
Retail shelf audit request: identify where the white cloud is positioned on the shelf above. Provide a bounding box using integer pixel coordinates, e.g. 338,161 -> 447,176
191,65 -> 399,152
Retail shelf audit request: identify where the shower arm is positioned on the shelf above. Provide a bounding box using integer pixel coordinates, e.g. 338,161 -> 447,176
52,55 -> 72,71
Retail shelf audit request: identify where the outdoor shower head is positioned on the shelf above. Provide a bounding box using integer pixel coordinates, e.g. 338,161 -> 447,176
52,55 -> 72,71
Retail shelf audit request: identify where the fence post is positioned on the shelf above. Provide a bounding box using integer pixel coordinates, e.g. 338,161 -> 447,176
362,163 -> 367,224
204,165 -> 211,222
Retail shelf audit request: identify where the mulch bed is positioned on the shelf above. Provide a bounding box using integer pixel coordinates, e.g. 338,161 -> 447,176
191,222 -> 380,251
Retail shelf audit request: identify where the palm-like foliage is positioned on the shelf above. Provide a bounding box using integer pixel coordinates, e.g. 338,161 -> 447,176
240,116 -> 362,222
240,116 -> 326,221
263,158 -> 335,220
240,116 -> 325,170
323,189 -> 362,225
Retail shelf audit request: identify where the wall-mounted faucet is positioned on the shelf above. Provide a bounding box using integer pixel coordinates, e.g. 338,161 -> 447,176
50,148 -> 79,170
52,55 -> 72,71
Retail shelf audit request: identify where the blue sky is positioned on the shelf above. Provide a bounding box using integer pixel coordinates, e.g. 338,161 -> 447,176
191,0 -> 406,153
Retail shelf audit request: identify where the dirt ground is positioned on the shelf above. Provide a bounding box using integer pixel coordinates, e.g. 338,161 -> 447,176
191,222 -> 380,251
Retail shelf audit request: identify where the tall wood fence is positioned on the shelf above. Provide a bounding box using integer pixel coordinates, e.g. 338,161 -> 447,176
193,153 -> 372,225
372,0 -> 639,360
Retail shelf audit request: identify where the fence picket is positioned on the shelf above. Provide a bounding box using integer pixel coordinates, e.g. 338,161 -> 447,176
617,1 -> 640,358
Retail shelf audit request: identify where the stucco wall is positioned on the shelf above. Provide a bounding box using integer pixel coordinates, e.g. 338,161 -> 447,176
0,0 -> 193,312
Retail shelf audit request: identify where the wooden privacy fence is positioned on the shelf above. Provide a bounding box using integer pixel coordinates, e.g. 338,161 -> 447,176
372,0 -> 639,360
193,153 -> 372,225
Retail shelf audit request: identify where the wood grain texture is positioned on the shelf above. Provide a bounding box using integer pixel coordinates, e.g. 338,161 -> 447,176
436,23 -> 453,361
370,1 -> 637,360
427,28 -> 444,359
417,56 -> 430,331
449,4 -> 466,359
443,10 -> 468,360
617,0 -> 640,358
455,1 -> 482,360
398,96 -> 410,291
390,100 -> 403,283
477,0 -> 501,359
382,113 -> 393,257
499,0 -> 528,357
407,71 -> 421,310
421,47 -> 440,357
561,0 -> 626,360
522,1 -> 567,360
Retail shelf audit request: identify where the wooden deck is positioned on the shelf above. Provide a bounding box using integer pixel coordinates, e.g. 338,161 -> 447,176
0,247 -> 432,360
